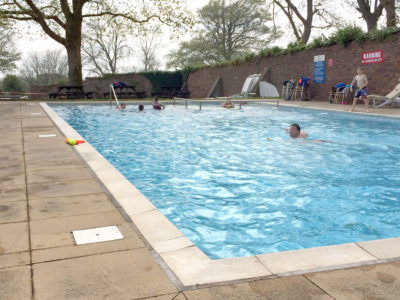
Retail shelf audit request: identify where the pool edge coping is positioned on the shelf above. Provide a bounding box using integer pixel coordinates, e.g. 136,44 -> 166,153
40,102 -> 400,288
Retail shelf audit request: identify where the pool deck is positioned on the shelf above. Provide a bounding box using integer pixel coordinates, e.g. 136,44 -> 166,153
2,100 -> 400,299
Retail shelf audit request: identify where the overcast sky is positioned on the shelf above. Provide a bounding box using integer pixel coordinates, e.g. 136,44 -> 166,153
12,0 -> 369,76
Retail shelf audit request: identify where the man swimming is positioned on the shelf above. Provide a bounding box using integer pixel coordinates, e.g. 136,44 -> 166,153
286,123 -> 308,138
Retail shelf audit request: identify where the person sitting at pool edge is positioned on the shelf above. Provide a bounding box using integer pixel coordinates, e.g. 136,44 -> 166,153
138,104 -> 144,112
152,97 -> 165,110
286,123 -> 308,138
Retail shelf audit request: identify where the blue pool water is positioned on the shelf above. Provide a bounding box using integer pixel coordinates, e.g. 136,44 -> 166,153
51,103 -> 400,259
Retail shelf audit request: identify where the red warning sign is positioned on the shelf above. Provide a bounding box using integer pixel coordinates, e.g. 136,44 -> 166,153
361,50 -> 383,64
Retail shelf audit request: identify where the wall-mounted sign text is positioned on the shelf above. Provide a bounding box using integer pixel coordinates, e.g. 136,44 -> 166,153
314,55 -> 325,84
361,50 -> 383,64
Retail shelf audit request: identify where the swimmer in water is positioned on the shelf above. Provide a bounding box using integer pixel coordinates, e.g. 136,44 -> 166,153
152,97 -> 165,110
285,123 -> 329,142
221,101 -> 235,108
285,123 -> 308,138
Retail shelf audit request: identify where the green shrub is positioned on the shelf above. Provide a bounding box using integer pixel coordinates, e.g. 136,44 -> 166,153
366,26 -> 400,42
331,25 -> 365,45
2,74 -> 25,92
283,41 -> 306,54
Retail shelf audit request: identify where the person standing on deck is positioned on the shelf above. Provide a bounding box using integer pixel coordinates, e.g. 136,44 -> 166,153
350,67 -> 369,113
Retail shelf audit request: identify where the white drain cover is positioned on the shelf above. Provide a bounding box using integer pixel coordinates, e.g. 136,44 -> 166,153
38,134 -> 56,138
72,225 -> 124,245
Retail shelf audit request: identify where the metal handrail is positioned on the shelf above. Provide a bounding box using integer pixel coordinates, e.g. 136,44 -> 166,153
109,84 -> 120,107
172,98 -> 280,110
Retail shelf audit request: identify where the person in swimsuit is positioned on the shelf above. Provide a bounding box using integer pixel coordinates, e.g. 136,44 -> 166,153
152,97 -> 165,110
350,67 -> 369,112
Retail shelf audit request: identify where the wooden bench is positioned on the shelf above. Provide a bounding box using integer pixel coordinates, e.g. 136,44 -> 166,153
152,86 -> 190,99
104,85 -> 146,99
49,86 -> 93,99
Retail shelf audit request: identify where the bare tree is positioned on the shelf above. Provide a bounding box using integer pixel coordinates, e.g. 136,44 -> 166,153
347,0 -> 398,31
381,0 -> 398,27
355,0 -> 385,31
269,0 -> 340,44
0,1 -> 192,86
19,49 -> 68,86
82,19 -> 132,76
137,30 -> 160,72
0,24 -> 21,73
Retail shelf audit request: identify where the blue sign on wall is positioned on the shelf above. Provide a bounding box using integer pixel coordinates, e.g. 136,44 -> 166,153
313,55 -> 325,84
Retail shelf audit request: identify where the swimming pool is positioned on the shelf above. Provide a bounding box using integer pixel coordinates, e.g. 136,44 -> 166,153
51,103 -> 400,259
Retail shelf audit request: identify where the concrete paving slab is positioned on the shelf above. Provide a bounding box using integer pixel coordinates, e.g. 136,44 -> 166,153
0,251 -> 30,268
22,118 -> 54,127
154,236 -> 194,254
117,194 -> 158,217
29,193 -> 115,220
24,148 -> 76,163
32,235 -> 145,263
27,167 -> 93,184
30,211 -> 125,249
0,131 -> 22,138
23,138 -> 67,149
256,243 -> 376,275
146,293 -> 185,300
306,262 -> 400,299
0,152 -> 23,165
161,246 -> 271,287
0,266 -> 32,299
0,222 -> 29,254
23,145 -> 73,155
0,123 -> 21,131
0,138 -> 23,147
21,125 -> 61,133
104,179 -> 143,199
357,238 -> 400,260
27,178 -> 104,199
25,157 -> 84,172
0,201 -> 27,224
0,134 -> 22,142
0,185 -> 26,203
23,130 -> 62,140
184,276 -> 331,300
133,209 -> 184,246
0,163 -> 25,187
33,249 -> 178,299
0,143 -> 23,154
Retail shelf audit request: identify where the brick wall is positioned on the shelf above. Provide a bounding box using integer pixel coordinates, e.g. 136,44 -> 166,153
84,74 -> 152,99
187,32 -> 400,100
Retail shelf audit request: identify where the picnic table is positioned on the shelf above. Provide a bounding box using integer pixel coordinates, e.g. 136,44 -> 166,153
151,86 -> 191,99
104,85 -> 146,99
49,86 -> 93,99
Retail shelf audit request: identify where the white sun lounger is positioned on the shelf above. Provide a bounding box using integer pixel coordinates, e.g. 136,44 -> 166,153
368,83 -> 400,108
